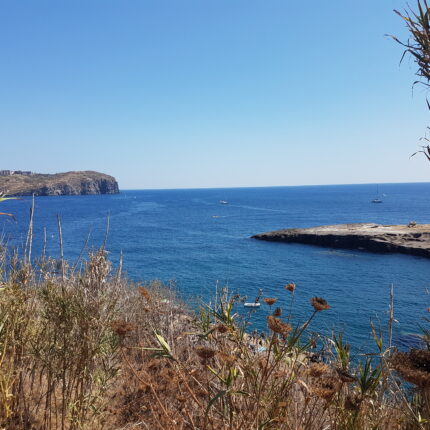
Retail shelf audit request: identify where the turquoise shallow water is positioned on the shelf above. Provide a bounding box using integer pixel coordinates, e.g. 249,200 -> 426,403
1,183 -> 430,352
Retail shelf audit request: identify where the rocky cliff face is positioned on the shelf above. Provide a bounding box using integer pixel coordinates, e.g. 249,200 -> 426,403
31,178 -> 119,196
0,171 -> 119,196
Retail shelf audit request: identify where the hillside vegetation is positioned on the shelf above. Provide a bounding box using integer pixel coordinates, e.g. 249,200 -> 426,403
0,171 -> 119,196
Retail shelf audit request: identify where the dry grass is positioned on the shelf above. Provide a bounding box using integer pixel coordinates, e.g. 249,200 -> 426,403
0,246 -> 428,429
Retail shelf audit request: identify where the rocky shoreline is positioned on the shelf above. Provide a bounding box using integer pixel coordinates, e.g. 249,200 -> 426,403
0,171 -> 119,196
252,223 -> 430,258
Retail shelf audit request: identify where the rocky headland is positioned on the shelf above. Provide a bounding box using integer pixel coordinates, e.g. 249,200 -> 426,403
0,170 -> 119,196
252,223 -> 430,258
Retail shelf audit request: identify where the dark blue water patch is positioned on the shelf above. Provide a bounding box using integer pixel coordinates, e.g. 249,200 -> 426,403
1,183 -> 430,350
393,333 -> 426,350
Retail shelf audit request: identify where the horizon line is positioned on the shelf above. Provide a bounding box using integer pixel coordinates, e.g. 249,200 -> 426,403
121,180 -> 430,192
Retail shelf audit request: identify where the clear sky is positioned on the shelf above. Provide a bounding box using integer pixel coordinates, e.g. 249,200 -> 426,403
1,0 -> 429,189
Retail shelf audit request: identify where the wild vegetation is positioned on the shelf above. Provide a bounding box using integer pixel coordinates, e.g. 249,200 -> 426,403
0,235 -> 428,429
393,0 -> 430,160
1,2 -> 430,428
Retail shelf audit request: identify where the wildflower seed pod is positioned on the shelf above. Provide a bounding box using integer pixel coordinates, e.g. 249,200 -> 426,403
110,320 -> 137,337
311,297 -> 330,311
267,316 -> 292,336
195,346 -> 216,361
285,283 -> 296,292
263,297 -> 278,306
273,307 -> 282,317
307,363 -> 330,378
138,286 -> 152,302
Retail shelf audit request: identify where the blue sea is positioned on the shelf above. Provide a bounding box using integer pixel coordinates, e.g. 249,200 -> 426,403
2,183 -> 430,353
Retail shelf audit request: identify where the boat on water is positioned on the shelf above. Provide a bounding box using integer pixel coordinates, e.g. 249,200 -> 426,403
244,302 -> 261,308
371,185 -> 383,203
244,289 -> 263,308
219,200 -> 228,204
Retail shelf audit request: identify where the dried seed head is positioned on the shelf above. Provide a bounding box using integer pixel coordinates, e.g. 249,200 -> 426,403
110,320 -> 136,337
258,357 -> 266,370
311,376 -> 341,401
195,346 -> 216,361
215,323 -> 229,333
138,286 -> 152,302
391,349 -> 430,387
344,395 -> 361,411
285,283 -> 296,292
263,297 -> 278,306
311,297 -> 330,311
273,370 -> 289,379
307,363 -> 330,378
336,367 -> 356,383
267,316 -> 292,336
273,307 -> 282,317
217,352 -> 236,365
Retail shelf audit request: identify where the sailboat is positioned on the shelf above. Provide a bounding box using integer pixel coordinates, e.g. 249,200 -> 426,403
371,185 -> 383,203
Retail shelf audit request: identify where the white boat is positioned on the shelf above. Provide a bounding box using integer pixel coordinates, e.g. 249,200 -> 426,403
244,289 -> 263,308
371,185 -> 383,203
244,302 -> 261,308
219,200 -> 228,204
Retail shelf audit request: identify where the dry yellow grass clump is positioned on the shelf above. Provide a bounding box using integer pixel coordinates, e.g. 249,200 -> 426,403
0,245 -> 428,429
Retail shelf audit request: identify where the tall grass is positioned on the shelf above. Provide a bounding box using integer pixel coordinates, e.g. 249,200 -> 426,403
0,250 -> 124,429
0,242 -> 428,428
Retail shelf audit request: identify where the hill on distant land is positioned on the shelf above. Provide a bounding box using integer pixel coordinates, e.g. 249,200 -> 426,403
0,171 -> 119,196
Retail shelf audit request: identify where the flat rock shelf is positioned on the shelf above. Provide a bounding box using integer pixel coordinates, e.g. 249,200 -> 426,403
251,223 -> 430,258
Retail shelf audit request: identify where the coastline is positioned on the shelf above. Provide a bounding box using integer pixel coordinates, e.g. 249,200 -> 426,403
252,223 -> 430,258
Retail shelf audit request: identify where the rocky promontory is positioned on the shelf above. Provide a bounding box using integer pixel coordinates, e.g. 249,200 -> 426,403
0,171 -> 119,196
252,223 -> 430,258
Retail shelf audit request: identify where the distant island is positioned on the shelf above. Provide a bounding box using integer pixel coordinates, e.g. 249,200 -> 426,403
252,223 -> 430,258
0,170 -> 119,196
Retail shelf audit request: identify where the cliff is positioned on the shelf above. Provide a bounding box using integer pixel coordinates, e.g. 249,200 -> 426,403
252,223 -> 430,258
0,171 -> 119,196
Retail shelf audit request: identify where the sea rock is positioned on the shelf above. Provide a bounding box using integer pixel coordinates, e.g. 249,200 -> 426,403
251,223 -> 430,258
0,171 -> 119,196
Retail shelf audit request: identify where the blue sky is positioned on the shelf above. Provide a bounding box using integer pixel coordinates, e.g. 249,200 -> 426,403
1,0 -> 429,189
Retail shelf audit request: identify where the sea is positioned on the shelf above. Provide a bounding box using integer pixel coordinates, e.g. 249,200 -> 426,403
2,182 -> 430,354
